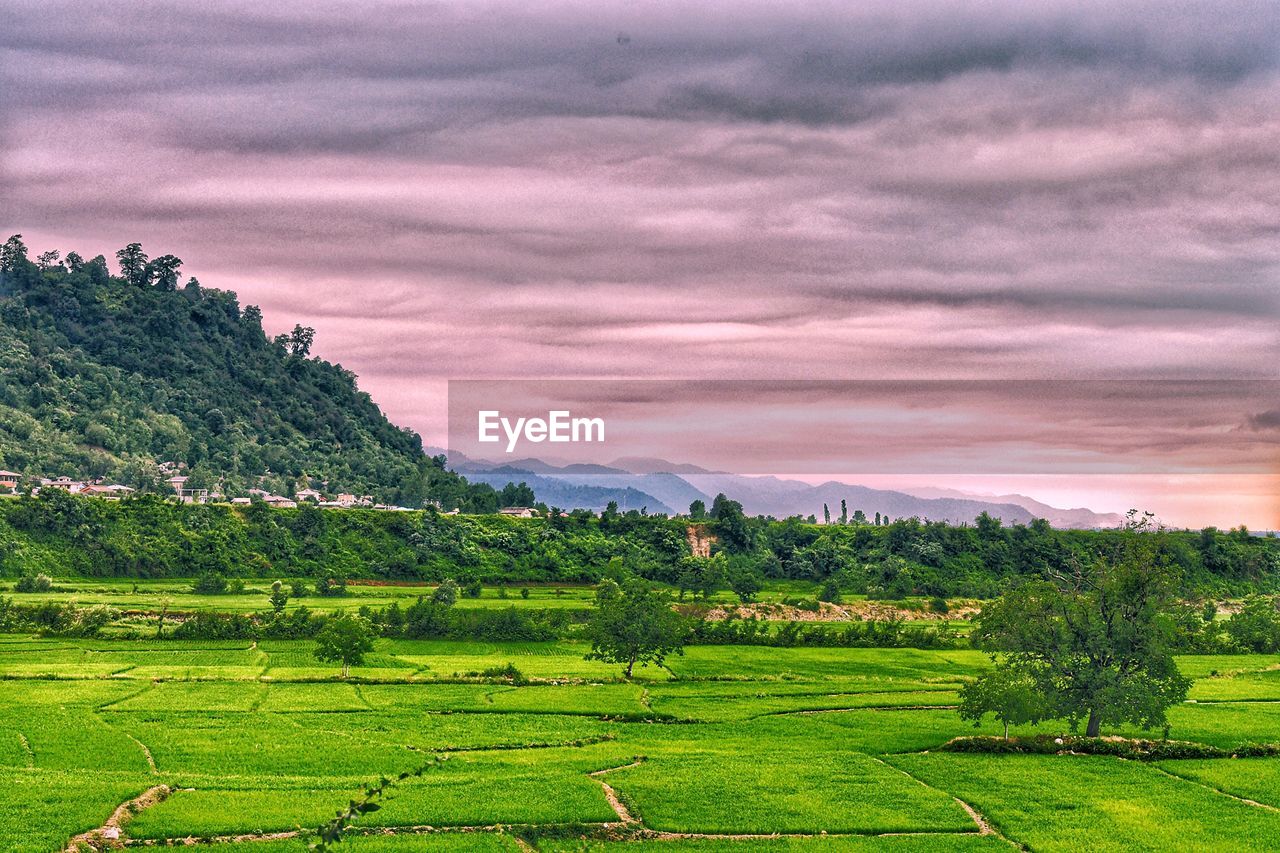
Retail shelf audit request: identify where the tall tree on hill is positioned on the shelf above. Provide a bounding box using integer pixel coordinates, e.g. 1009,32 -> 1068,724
823,503 -> 831,525
115,242 -> 150,286
839,499 -> 848,525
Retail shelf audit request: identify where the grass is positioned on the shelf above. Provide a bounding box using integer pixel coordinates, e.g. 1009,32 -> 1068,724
7,634 -> 1280,849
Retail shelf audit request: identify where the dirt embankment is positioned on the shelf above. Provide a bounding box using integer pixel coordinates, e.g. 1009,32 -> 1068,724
686,525 -> 715,559
700,600 -> 980,623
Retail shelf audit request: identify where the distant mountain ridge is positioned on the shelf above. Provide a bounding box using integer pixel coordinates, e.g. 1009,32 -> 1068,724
446,451 -> 1123,528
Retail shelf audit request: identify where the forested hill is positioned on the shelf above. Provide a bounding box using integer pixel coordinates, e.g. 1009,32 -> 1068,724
0,234 -> 497,507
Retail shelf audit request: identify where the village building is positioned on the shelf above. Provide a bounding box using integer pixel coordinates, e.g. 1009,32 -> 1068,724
295,488 -> 323,502
42,476 -> 86,493
499,507 -> 537,518
0,470 -> 20,490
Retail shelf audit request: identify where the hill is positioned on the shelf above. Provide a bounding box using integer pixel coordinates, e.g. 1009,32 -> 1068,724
0,234 -> 502,508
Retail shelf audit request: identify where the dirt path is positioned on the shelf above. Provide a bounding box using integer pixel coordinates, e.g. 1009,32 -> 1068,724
65,784 -> 170,852
16,732 -> 34,769
872,756 -> 1020,848
124,733 -> 159,775
589,758 -> 647,825
1151,765 -> 1280,812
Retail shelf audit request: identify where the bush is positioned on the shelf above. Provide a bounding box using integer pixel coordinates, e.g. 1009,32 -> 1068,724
817,579 -> 842,604
929,596 -> 949,614
14,573 -> 52,593
941,734 -> 1280,761
477,663 -> 527,684
192,572 -> 228,595
462,577 -> 483,599
432,578 -> 459,606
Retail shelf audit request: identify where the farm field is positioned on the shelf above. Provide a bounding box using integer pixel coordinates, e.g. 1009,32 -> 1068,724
6,637 -> 1280,851
0,578 -> 973,624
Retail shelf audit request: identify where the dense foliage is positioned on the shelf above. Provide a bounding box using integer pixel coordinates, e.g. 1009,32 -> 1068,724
0,234 -> 502,508
1,490 -> 1278,601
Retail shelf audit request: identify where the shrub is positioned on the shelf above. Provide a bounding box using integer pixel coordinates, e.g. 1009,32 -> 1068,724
462,577 -> 483,598
817,579 -> 842,604
929,596 -> 949,614
192,572 -> 228,595
431,578 -> 459,606
14,573 -> 52,593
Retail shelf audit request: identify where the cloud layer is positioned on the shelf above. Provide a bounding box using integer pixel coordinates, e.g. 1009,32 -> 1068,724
2,0 -> 1278,525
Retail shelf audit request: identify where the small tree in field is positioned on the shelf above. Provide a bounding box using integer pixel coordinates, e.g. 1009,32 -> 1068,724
269,580 -> 289,614
585,578 -> 686,678
959,667 -> 1042,739
313,614 -> 376,677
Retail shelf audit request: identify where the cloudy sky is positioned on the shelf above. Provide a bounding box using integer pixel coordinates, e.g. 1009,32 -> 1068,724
2,1 -> 1278,524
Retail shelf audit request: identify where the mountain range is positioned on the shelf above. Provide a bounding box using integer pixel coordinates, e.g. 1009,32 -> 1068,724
446,451 -> 1123,529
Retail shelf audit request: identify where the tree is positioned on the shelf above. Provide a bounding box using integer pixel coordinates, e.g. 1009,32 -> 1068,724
146,254 -> 183,290
269,580 -> 289,614
1,234 -> 29,274
969,544 -> 1190,737
287,324 -> 315,358
823,503 -> 831,525
728,563 -> 764,603
585,578 -> 686,678
688,499 -> 706,520
432,578 -> 459,606
116,243 -> 150,286
710,493 -> 752,552
839,499 -> 848,525
852,509 -> 867,524
313,614 -> 376,677
1225,595 -> 1280,653
958,667 -> 1042,740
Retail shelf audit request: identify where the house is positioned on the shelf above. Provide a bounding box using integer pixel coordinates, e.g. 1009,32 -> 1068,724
0,470 -> 20,492
230,497 -> 252,505
42,477 -> 85,493
499,507 -> 536,518
79,484 -> 135,500
264,495 -> 297,508
296,488 -> 323,502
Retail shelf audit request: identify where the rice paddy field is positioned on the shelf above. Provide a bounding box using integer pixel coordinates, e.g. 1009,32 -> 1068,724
7,637 -> 1280,851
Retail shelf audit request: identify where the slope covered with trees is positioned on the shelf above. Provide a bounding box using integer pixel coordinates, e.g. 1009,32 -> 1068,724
0,234 -> 502,508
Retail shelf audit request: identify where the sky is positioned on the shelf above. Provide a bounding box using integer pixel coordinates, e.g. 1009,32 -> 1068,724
1,1 -> 1278,526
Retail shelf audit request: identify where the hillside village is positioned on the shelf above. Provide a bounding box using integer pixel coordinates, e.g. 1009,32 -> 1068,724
0,465 -> 508,514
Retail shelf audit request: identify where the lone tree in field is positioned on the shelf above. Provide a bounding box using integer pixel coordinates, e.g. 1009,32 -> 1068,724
958,667 -> 1041,740
585,578 -> 686,678
313,614 -> 377,678
967,535 -> 1190,737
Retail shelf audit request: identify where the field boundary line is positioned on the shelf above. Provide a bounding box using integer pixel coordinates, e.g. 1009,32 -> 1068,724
1148,764 -> 1280,812
65,784 -> 170,852
872,755 -> 1023,849
96,681 -> 156,711
589,757 -> 648,825
125,732 -> 159,775
16,732 -> 34,768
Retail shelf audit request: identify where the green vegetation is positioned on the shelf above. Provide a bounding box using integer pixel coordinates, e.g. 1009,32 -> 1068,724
5,637 -> 1280,850
0,489 -> 1277,603
0,234 -> 507,510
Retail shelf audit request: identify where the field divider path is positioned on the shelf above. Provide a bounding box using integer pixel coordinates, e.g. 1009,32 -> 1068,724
65,784 -> 170,852
16,732 -> 35,768
589,757 -> 647,825
872,755 -> 1023,849
1148,764 -> 1280,812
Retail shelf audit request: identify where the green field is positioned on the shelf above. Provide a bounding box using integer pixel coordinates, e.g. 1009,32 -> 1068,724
7,637 -> 1280,851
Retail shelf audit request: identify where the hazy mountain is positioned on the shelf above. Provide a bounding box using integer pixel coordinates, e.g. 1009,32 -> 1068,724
448,452 -> 1122,528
